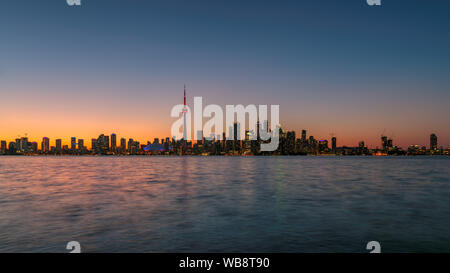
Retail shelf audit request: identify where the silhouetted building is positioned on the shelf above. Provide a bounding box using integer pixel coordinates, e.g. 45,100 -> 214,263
318,140 -> 329,153
78,139 -> 84,151
120,138 -> 126,153
381,136 -> 388,150
0,141 -> 6,154
286,131 -> 296,154
430,133 -> 438,150
20,137 -> 28,153
56,139 -> 62,153
42,137 -> 50,153
301,130 -> 307,142
332,137 -> 337,153
111,133 -> 117,152
128,138 -> 134,153
30,142 -> 37,153
95,134 -> 109,154
91,138 -> 97,153
104,135 -> 110,152
8,142 -> 16,154
71,137 -> 77,151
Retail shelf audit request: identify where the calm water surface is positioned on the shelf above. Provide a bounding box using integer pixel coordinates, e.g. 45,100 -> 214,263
0,156 -> 449,252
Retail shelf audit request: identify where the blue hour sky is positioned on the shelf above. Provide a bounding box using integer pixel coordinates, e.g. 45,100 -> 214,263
1,0 -> 449,148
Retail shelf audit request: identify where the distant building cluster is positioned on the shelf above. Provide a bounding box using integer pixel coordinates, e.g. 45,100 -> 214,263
0,129 -> 448,156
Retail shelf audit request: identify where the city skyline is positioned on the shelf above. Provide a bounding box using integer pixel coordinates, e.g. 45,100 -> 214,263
1,88 -> 448,150
1,129 -> 447,156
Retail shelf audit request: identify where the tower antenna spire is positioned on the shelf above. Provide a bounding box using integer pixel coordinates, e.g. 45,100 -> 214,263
182,84 -> 188,143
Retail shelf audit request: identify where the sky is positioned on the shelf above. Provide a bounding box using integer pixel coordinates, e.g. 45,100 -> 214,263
1,0 -> 449,149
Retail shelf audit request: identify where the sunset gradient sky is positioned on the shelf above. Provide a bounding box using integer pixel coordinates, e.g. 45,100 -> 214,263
1,0 -> 449,149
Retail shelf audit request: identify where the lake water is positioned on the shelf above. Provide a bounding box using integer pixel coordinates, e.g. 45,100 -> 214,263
0,156 -> 449,253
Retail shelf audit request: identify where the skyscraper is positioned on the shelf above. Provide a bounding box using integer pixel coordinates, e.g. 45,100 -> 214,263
120,138 -> 126,153
318,140 -> 329,152
15,138 -> 20,152
387,139 -> 393,148
128,138 -> 134,153
430,133 -> 438,150
42,137 -> 50,153
91,138 -> 97,152
78,139 -> 84,150
71,137 -> 77,151
30,142 -> 37,153
301,130 -> 307,142
20,137 -> 28,152
104,135 -> 110,152
332,137 -> 337,152
0,141 -> 6,154
381,136 -> 388,150
233,122 -> 240,140
9,142 -> 16,154
111,133 -> 117,152
56,139 -> 62,153
286,131 -> 296,154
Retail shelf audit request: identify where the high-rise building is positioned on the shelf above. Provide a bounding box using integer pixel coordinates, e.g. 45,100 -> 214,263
332,137 -> 337,152
42,137 -> 50,153
0,141 -> 6,154
78,139 -> 84,150
15,139 -> 21,153
30,142 -> 38,153
318,140 -> 329,152
71,137 -> 77,151
301,130 -> 307,142
387,139 -> 393,148
128,138 -> 134,153
56,139 -> 62,153
381,136 -> 388,150
9,142 -> 16,154
94,134 -> 109,154
233,122 -> 240,140
309,136 -> 317,153
111,133 -> 117,152
120,138 -> 126,152
91,138 -> 97,152
104,135 -> 110,152
430,133 -> 438,150
286,131 -> 296,154
21,137 -> 28,152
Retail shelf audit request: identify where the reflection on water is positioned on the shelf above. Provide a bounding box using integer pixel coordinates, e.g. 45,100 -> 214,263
0,156 -> 449,253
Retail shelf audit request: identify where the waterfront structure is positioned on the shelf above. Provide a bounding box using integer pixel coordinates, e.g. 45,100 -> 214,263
332,137 -> 337,153
430,133 -> 438,150
56,139 -> 62,153
111,133 -> 117,153
41,137 -> 50,153
71,137 -> 76,151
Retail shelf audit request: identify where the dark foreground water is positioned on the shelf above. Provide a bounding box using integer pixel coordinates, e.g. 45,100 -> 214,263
0,156 -> 449,253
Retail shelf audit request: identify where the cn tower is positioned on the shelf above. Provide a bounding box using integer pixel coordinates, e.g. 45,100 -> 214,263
182,85 -> 187,141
